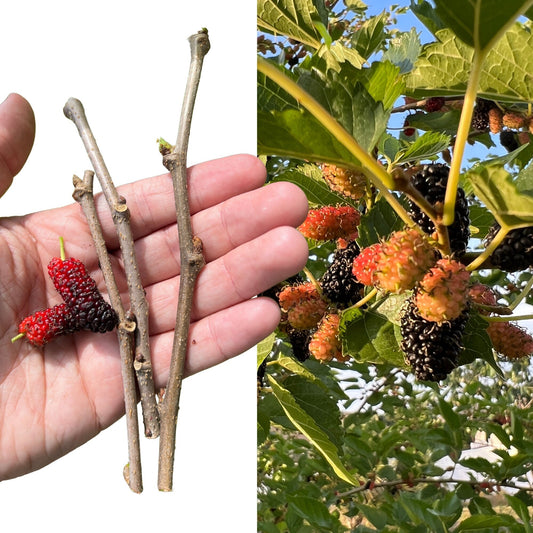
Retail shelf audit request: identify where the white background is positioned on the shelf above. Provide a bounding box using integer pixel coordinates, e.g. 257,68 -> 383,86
0,1 -> 256,531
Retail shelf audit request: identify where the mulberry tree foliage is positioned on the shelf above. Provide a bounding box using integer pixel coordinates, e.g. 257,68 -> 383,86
257,0 -> 533,530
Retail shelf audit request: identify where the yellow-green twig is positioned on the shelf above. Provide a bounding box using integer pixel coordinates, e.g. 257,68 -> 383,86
304,266 -> 324,298
443,50 -> 486,227
509,274 -> 533,312
482,314 -> 533,323
466,225 -> 508,272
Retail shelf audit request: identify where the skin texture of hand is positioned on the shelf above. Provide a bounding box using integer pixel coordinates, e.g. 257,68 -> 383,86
0,94 -> 309,480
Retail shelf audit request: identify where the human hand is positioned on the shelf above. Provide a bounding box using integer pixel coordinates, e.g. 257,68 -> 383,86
0,94 -> 309,480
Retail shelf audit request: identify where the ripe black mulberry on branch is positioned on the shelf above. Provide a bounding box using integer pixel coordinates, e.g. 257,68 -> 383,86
484,222 -> 533,272
408,163 -> 470,256
321,241 -> 363,306
400,297 -> 469,382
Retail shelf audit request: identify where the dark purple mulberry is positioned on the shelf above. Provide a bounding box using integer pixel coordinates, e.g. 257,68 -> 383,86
321,241 -> 363,306
400,297 -> 469,382
408,163 -> 470,256
484,223 -> 533,272
48,257 -> 118,333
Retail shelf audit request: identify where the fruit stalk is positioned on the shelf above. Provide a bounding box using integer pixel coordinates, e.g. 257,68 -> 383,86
72,170 -> 142,493
63,97 -> 160,439
158,29 -> 209,492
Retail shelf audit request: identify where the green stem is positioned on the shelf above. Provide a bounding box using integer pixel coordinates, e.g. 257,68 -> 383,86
59,236 -> 66,260
509,274 -> 533,312
466,225 -> 508,272
258,57 -> 415,228
443,50 -> 486,226
483,314 -> 533,323
344,287 -> 377,312
303,266 -> 324,298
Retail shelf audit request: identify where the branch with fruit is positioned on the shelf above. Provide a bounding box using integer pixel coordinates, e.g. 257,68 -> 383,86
257,0 -> 533,501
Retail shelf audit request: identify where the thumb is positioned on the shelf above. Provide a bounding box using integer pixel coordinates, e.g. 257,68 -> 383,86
0,93 -> 36,198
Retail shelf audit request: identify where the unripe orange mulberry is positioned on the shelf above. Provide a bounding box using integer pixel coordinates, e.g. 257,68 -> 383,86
468,283 -> 498,313
488,321 -> 533,360
502,111 -> 526,129
373,229 -> 436,293
488,108 -> 503,134
278,282 -> 327,330
321,163 -> 367,201
414,258 -> 470,323
352,243 -> 381,286
309,313 -> 347,362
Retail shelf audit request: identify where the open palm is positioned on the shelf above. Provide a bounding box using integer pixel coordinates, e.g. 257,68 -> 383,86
0,94 -> 308,481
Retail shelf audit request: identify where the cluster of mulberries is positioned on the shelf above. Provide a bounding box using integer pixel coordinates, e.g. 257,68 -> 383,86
400,258 -> 471,381
470,100 -> 531,147
47,257 -> 118,334
278,278 -> 347,363
350,223 -> 473,381
276,235 -> 365,363
407,163 -> 470,256
17,255 -> 118,346
268,152 -> 533,382
352,229 -> 436,292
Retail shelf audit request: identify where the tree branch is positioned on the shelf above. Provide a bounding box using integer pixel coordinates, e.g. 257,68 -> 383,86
72,170 -> 142,493
337,475 -> 533,499
63,98 -> 160,439
157,29 -> 210,492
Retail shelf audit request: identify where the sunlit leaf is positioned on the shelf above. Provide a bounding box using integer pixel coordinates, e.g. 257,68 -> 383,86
351,12 -> 388,59
433,0 -> 532,51
258,108 -> 360,165
317,41 -> 366,71
257,0 -> 325,48
382,27 -> 422,74
258,333 -> 277,369
396,131 -> 451,163
268,375 -> 358,485
277,354 -> 330,390
466,165 -> 533,227
341,309 -> 408,368
405,24 -> 533,102
288,496 -> 344,530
